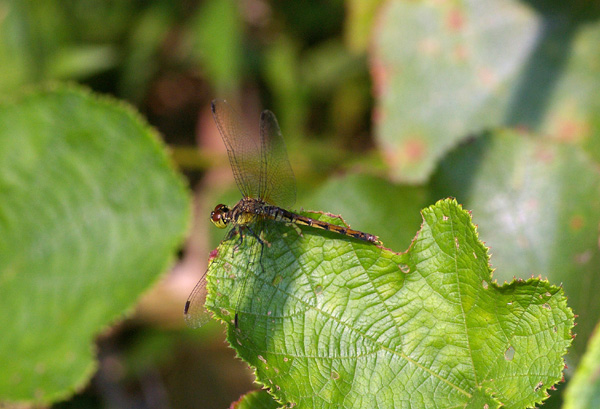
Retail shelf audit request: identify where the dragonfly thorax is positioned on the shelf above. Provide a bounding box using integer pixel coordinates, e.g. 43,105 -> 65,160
210,204 -> 231,228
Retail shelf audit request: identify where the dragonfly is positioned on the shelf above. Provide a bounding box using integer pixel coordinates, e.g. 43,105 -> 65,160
184,99 -> 380,329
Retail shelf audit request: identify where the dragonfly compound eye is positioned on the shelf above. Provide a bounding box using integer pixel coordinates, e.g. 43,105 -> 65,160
210,204 -> 230,228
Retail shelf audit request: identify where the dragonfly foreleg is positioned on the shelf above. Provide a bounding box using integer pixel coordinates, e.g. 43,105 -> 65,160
228,227 -> 245,256
232,224 -> 268,330
285,221 -> 303,238
245,224 -> 271,248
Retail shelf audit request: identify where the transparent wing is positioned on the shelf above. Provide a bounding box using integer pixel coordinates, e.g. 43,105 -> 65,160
183,269 -> 211,328
259,110 -> 296,208
211,99 -> 262,200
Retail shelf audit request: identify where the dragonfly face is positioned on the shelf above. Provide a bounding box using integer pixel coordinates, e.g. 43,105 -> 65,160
210,203 -> 231,229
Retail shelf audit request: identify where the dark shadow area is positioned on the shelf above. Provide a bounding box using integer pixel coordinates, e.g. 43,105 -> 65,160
503,1 -> 600,129
428,133 -> 491,205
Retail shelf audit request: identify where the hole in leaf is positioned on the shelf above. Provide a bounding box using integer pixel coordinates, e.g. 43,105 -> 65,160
505,346 -> 515,361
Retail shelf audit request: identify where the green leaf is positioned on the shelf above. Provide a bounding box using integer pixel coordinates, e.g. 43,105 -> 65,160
345,0 -> 386,53
118,3 -> 174,103
0,1 -> 68,90
205,199 -> 573,408
48,45 -> 119,80
0,84 -> 190,404
233,390 -> 281,409
371,0 -> 600,182
189,0 -> 243,94
564,322 -> 600,409
262,35 -> 308,146
430,130 -> 600,361
0,2 -> 131,91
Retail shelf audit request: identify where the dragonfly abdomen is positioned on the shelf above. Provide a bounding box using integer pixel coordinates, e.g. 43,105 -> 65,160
264,206 -> 379,244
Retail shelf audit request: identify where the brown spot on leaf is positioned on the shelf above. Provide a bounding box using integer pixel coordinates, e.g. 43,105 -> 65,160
402,138 -> 427,163
370,57 -> 389,99
383,138 -> 428,169
208,248 -> 219,261
569,215 -> 584,231
478,67 -> 497,88
535,147 -> 555,163
575,250 -> 592,265
446,8 -> 465,31
556,118 -> 590,142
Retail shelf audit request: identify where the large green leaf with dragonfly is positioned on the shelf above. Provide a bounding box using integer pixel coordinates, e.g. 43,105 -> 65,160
0,85 -> 190,405
204,199 -> 573,409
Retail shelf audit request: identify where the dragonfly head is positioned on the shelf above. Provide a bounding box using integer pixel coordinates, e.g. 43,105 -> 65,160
210,204 -> 231,228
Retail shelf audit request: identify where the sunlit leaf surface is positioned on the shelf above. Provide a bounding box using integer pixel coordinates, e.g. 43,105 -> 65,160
205,199 -> 573,408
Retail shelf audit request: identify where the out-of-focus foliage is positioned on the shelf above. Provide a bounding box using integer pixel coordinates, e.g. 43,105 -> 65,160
0,0 -> 129,90
371,0 -> 600,182
187,0 -> 243,95
0,0 -> 596,408
0,85 -> 190,405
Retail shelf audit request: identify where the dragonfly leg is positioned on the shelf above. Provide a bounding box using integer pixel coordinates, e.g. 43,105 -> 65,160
231,224 -> 267,330
245,225 -> 269,276
228,227 -> 245,256
285,221 -> 303,238
245,224 -> 271,248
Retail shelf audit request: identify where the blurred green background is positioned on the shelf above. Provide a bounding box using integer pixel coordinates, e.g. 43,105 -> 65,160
1,0 -> 599,408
